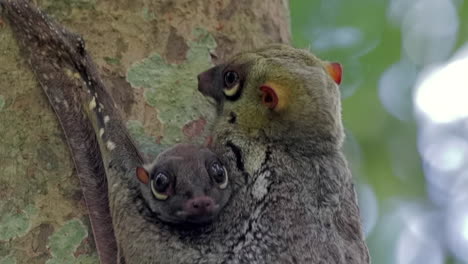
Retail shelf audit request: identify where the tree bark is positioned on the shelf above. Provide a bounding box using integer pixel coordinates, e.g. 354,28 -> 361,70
0,0 -> 290,263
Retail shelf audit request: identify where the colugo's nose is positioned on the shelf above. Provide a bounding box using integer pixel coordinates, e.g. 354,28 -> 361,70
197,69 -> 212,93
197,66 -> 224,103
184,196 -> 215,216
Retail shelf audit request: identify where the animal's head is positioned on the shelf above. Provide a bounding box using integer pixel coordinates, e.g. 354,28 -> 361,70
198,44 -> 344,152
136,144 -> 231,225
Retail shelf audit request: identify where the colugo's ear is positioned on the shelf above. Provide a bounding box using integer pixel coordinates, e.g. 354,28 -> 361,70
260,82 -> 289,111
136,167 -> 150,184
325,62 -> 343,85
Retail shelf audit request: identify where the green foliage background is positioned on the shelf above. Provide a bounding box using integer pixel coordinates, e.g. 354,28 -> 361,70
290,1 -> 468,263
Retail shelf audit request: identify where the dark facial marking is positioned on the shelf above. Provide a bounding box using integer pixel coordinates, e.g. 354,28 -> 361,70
197,63 -> 250,103
228,112 -> 237,124
197,64 -> 226,103
226,141 -> 245,173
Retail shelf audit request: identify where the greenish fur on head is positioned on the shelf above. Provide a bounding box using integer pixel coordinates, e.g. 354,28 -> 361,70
198,44 -> 344,154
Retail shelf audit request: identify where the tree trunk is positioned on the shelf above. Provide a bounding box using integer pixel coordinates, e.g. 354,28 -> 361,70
0,0 -> 290,263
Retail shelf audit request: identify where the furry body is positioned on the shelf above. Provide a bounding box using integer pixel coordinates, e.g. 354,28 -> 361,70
1,1 -> 370,263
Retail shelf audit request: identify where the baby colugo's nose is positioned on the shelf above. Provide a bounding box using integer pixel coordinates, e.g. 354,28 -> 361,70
185,196 -> 215,216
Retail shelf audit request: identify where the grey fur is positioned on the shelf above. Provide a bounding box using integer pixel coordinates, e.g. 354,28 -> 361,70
2,0 -> 370,263
197,44 -> 370,263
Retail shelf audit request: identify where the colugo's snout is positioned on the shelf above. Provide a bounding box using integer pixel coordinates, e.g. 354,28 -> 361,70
197,66 -> 225,103
178,195 -> 220,224
184,196 -> 216,216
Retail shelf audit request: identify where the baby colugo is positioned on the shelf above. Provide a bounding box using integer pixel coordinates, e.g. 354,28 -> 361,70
136,144 -> 231,225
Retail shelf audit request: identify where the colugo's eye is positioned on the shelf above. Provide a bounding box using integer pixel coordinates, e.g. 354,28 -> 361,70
224,71 -> 238,87
223,71 -> 240,97
151,172 -> 171,200
210,161 -> 228,189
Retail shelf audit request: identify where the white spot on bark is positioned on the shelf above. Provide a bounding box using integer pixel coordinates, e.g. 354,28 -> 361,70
89,97 -> 97,110
99,128 -> 105,137
106,141 -> 116,151
65,69 -> 73,77
104,116 -> 110,124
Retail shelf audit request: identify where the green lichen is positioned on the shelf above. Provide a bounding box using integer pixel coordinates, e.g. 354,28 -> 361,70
103,57 -> 121,65
43,0 -> 96,18
46,219 -> 96,264
127,120 -> 168,157
0,255 -> 16,264
73,255 -> 99,264
126,28 -> 216,146
141,7 -> 156,21
0,203 -> 37,241
0,95 -> 4,111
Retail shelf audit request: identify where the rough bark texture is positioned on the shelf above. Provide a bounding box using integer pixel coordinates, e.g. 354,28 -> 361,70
0,1 -> 290,263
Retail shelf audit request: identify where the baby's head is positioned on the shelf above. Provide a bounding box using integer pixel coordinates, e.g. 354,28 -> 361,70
136,144 -> 231,225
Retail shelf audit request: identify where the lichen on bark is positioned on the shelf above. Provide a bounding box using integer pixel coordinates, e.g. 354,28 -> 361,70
126,28 -> 217,150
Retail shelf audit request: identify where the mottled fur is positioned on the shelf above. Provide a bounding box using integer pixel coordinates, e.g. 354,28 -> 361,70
197,44 -> 370,263
2,0 -> 370,263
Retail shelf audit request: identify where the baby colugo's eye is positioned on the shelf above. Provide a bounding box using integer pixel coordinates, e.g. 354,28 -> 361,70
210,161 -> 228,189
151,172 -> 171,200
